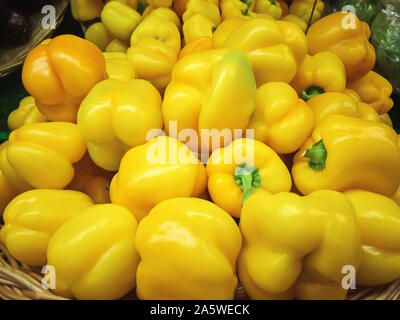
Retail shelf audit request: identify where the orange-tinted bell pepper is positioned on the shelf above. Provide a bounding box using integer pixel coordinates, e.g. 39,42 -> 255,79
67,153 -> 113,204
347,71 -> 394,115
307,12 -> 376,81
22,35 -> 106,123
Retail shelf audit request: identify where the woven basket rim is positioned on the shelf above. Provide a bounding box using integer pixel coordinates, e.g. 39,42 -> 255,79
0,240 -> 399,300
0,0 -> 69,78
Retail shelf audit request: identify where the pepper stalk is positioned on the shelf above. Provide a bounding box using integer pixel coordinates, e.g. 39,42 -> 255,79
233,163 -> 261,205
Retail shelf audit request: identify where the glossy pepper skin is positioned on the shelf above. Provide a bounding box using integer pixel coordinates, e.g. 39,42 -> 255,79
47,204 -> 139,300
307,12 -> 376,81
101,1 -> 142,41
182,0 -> 221,26
103,52 -> 136,82
178,36 -> 213,60
127,15 -> 180,92
0,143 -> 19,215
289,0 -> 324,24
254,0 -> 282,20
71,0 -> 104,21
22,35 -> 106,123
281,14 -> 307,32
239,189 -> 360,300
77,79 -> 162,172
174,0 -> 219,17
67,154 -> 113,204
105,38 -> 129,53
84,22 -> 113,51
248,82 -> 314,154
110,136 -> 207,221
136,197 -> 242,300
183,14 -> 216,45
142,7 -> 181,31
344,190 -> 400,286
0,189 -> 94,266
222,18 -> 307,86
290,52 -> 346,100
292,115 -> 400,197
211,18 -> 246,49
0,122 -> 87,192
162,49 -> 256,153
207,138 -> 292,218
307,92 -> 380,128
220,0 -> 255,21
7,96 -> 46,131
347,71 -> 394,115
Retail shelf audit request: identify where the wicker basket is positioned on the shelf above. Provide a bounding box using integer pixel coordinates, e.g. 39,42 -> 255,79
0,240 -> 399,300
0,0 -> 69,78
0,0 -> 399,301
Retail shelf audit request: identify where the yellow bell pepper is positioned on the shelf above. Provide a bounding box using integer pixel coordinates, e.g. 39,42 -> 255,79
211,18 -> 246,48
307,12 -> 376,81
127,15 -> 180,91
147,0 -> 173,7
182,0 -> 221,25
206,138 -> 292,217
67,153 -> 113,204
220,0 -> 255,21
106,0 -> 138,10
0,122 -> 87,192
239,189 -> 360,300
110,136 -> 207,221
0,189 -> 94,266
71,0 -> 104,21
103,52 -> 136,81
344,190 -> 400,286
178,36 -> 213,60
22,35 -> 106,123
142,7 -> 181,30
183,14 -> 216,45
289,0 -> 324,24
222,18 -> 307,86
380,113 -> 393,127
47,204 -> 139,299
292,115 -> 400,197
135,197 -> 242,299
347,71 -> 394,115
248,82 -> 314,154
281,14 -> 307,32
0,142 -> 19,215
7,96 -> 46,131
254,0 -> 282,20
307,92 -> 381,128
162,49 -> 256,153
174,0 -> 219,17
77,79 -> 162,171
291,52 -> 347,100
85,22 -> 113,51
101,1 -> 142,41
105,38 -> 130,52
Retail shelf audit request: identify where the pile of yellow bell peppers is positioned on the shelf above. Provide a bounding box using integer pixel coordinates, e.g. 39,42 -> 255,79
0,2 -> 399,301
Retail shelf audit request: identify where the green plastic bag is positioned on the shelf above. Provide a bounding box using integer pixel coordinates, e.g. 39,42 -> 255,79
371,9 -> 400,94
333,0 -> 383,26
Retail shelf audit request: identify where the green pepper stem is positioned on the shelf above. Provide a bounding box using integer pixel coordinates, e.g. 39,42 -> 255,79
241,1 -> 252,16
302,140 -> 327,171
0,131 -> 10,142
233,163 -> 261,205
269,0 -> 276,5
211,25 -> 217,33
301,86 -> 325,101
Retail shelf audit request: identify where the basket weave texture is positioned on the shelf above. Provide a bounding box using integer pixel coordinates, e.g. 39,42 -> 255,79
0,240 -> 399,300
